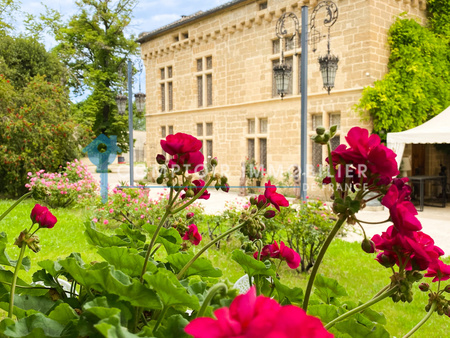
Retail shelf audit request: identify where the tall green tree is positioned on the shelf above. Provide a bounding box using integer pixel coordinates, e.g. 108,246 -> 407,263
0,0 -> 19,35
356,4 -> 450,140
29,0 -> 140,152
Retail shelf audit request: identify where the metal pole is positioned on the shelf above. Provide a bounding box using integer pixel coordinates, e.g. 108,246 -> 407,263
127,60 -> 134,186
300,6 -> 308,200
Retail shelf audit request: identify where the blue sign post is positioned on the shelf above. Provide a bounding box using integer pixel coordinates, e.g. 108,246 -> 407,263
83,134 -> 121,203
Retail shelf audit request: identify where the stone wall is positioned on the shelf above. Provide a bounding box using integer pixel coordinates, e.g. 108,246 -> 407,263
140,0 -> 427,196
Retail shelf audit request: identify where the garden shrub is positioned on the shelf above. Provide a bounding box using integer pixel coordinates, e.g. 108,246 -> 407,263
26,159 -> 98,208
0,75 -> 92,197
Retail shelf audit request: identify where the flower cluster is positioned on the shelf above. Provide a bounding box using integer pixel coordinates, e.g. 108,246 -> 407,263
30,204 -> 57,229
160,132 -> 204,173
185,286 -> 332,338
26,159 -> 98,208
241,181 -> 289,240
253,240 -> 301,269
325,126 -> 399,192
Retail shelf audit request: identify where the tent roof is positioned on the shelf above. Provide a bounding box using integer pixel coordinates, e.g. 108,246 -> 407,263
387,105 -> 450,145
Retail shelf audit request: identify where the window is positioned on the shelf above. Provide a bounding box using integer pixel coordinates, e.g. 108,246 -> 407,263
329,113 -> 341,151
246,117 -> 268,169
311,115 -> 323,173
182,32 -> 189,40
259,2 -> 267,10
168,125 -> 174,135
159,66 -> 173,111
196,56 -> 213,107
161,126 -> 166,138
271,35 -> 301,97
197,122 -> 213,160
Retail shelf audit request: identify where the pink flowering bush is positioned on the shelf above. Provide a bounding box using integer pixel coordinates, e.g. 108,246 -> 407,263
26,159 -> 98,208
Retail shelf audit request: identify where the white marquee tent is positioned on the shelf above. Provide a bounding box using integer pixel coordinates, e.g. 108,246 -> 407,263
387,105 -> 450,168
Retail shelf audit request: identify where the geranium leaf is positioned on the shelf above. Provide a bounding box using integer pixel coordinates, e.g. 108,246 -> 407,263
94,313 -> 140,338
0,232 -> 31,271
314,274 -> 348,304
84,222 -> 130,248
143,224 -> 182,254
273,278 -> 303,305
144,269 -> 200,310
231,250 -> 275,278
3,313 -> 66,337
97,247 -> 157,278
115,224 -> 147,249
83,295 -> 133,325
59,257 -> 162,309
37,259 -> 63,277
335,318 -> 390,338
48,303 -> 79,326
0,269 -> 48,296
307,304 -> 339,324
167,252 -> 222,278
155,314 -> 189,338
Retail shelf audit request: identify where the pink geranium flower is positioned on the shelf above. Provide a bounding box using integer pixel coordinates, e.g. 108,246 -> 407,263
254,241 -> 301,270
30,204 -> 57,229
264,181 -> 289,211
185,286 -> 332,338
183,224 -> 202,245
160,133 -> 202,155
425,259 -> 450,282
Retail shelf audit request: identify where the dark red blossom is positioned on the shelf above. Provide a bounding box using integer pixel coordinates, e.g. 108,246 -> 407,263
424,259 -> 450,282
254,241 -> 301,269
264,181 -> 289,211
168,151 -> 204,173
182,224 -> 202,245
30,204 -> 57,229
160,132 -> 202,155
185,286 -> 332,338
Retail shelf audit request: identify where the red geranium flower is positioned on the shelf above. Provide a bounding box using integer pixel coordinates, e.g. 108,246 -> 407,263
254,241 -> 301,270
160,133 -> 202,155
264,181 -> 289,211
185,286 -> 332,338
182,224 -> 202,245
180,179 -> 210,200
168,151 -> 204,173
30,204 -> 57,229
425,259 -> 450,282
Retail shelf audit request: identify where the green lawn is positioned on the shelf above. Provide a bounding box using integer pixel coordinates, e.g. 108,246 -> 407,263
0,198 -> 448,337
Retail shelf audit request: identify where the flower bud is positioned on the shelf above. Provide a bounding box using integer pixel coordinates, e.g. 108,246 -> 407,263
215,182 -> 220,190
419,283 -> 429,292
186,212 -> 194,220
256,196 -> 266,209
264,210 -> 276,219
185,189 -> 194,198
316,126 -> 326,135
156,154 -> 166,164
361,238 -> 376,253
220,176 -> 228,184
210,157 -> 218,166
411,271 -> 423,282
221,183 -> 230,193
444,285 -> 450,293
250,197 -> 257,205
156,176 -> 164,184
323,131 -> 330,143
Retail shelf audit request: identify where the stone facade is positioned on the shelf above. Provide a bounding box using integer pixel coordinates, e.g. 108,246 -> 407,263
138,0 -> 426,196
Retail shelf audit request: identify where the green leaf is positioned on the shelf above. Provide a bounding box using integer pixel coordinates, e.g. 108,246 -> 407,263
143,224 -> 182,254
167,252 -> 222,278
144,269 -> 200,310
48,303 -> 79,326
360,307 -> 387,325
95,313 -> 140,338
59,257 -> 162,309
11,294 -> 59,316
231,250 -> 275,278
83,295 -> 133,326
37,259 -> 63,277
0,269 -> 48,296
115,224 -> 146,249
272,278 -> 303,305
314,274 -> 348,304
335,318 -> 390,338
155,314 -> 189,338
3,313 -> 66,337
307,304 -> 339,324
97,247 -> 157,278
0,232 -> 31,271
85,223 -> 130,248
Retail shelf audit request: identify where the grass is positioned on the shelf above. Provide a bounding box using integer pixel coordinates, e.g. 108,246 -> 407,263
1,198 -> 449,337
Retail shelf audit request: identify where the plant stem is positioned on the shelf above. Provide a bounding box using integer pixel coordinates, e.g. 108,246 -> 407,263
402,301 -> 437,338
0,191 -> 32,223
153,305 -> 168,333
140,209 -> 171,282
326,143 -> 340,200
356,218 -> 390,225
8,244 -> 27,318
325,286 -> 398,329
171,177 -> 215,214
371,284 -> 390,299
302,217 -> 346,311
196,283 -> 227,318
177,222 -> 245,280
